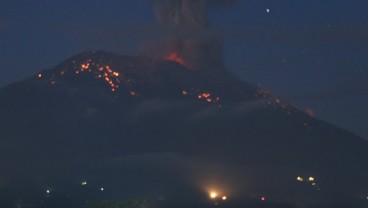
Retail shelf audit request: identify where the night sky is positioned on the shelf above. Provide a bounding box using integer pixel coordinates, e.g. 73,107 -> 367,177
1,0 -> 367,139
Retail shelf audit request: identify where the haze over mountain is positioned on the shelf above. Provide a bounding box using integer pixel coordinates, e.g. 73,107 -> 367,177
0,51 -> 367,208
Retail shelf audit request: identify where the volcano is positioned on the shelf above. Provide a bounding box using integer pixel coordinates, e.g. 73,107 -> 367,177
0,51 -> 367,208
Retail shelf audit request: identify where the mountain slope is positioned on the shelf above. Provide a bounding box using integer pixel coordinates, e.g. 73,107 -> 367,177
0,51 -> 367,207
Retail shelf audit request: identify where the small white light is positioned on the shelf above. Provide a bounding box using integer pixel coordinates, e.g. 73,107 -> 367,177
297,176 -> 304,182
100,187 -> 104,192
266,8 -> 270,13
222,196 -> 227,200
81,181 -> 87,186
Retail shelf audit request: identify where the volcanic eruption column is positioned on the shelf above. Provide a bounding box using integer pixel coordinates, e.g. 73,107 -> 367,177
150,0 -> 236,71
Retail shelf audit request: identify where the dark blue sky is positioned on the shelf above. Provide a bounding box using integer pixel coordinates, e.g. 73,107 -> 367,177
0,0 -> 367,138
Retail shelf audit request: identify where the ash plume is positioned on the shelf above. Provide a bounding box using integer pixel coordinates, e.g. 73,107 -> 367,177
143,0 -> 236,73
154,0 -> 208,28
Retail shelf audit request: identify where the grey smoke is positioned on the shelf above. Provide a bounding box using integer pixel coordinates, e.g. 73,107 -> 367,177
154,0 -> 208,28
143,0 -> 236,71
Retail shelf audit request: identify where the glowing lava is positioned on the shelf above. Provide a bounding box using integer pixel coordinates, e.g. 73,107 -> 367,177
166,52 -> 185,65
76,60 -> 121,92
181,89 -> 221,104
197,92 -> 220,103
36,56 -> 224,106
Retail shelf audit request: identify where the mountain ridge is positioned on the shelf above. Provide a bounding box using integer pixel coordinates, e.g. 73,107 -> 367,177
0,50 -> 367,207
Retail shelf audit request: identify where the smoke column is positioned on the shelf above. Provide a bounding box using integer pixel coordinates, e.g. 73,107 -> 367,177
144,0 -> 236,73
155,0 -> 208,28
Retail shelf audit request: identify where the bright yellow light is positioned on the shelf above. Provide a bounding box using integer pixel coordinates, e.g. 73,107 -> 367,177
222,196 -> 227,200
308,177 -> 315,181
297,176 -> 304,182
210,192 -> 218,199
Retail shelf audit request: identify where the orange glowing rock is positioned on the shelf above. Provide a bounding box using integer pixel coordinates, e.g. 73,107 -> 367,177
193,91 -> 221,104
58,61 -> 123,94
81,63 -> 90,70
106,66 -> 113,73
166,52 -> 185,65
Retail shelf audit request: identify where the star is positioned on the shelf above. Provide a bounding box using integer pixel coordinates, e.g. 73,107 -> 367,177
266,8 -> 270,13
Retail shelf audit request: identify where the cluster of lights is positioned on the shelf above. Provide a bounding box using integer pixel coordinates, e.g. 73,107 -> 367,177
256,87 -> 313,120
197,92 -> 220,103
36,59 -> 227,106
182,90 -> 221,104
36,59 -> 125,92
255,88 -> 295,115
35,57 -> 316,127
297,176 -> 315,182
44,179 -> 106,198
255,87 -> 314,131
296,176 -> 320,190
77,61 -> 121,92
209,191 -> 227,201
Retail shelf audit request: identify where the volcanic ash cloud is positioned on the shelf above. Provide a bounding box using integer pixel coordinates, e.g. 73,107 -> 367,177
144,0 -> 236,72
